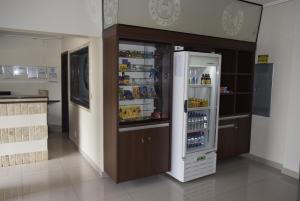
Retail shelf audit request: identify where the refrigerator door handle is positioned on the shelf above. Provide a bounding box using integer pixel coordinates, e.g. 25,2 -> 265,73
182,113 -> 187,159
184,100 -> 188,113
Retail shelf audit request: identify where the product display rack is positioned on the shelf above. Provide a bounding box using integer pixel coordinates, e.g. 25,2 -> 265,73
118,41 -> 171,124
216,48 -> 255,160
103,24 -> 257,183
218,49 -> 254,116
103,25 -> 173,183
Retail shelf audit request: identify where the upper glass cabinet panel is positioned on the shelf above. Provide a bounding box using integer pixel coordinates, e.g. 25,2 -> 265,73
103,0 -> 262,42
118,40 -> 171,125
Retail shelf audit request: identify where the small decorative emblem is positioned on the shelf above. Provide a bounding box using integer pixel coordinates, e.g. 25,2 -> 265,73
222,3 -> 244,36
149,0 -> 181,26
104,0 -> 118,28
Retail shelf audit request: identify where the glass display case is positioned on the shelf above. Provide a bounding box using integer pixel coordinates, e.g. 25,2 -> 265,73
118,40 -> 171,125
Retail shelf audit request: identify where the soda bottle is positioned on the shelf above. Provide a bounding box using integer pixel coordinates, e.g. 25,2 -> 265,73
189,69 -> 193,84
203,114 -> 208,129
200,114 -> 204,129
194,70 -> 198,84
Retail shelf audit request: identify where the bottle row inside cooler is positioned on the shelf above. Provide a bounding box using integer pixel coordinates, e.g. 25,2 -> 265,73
187,132 -> 206,149
187,111 -> 209,132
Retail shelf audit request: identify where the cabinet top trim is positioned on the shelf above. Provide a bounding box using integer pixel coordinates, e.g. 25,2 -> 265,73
119,123 -> 170,132
219,114 -> 250,121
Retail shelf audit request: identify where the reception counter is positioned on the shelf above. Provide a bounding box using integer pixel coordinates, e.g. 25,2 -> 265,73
0,95 -> 48,167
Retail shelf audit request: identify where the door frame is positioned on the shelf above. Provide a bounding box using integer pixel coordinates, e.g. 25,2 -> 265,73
61,51 -> 69,135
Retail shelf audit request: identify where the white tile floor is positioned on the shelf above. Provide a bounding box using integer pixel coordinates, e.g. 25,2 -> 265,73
0,132 -> 299,201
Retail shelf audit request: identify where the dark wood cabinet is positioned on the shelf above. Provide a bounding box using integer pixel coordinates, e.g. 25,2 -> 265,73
236,117 -> 251,155
217,116 -> 251,159
118,127 -> 170,182
217,48 -> 254,160
218,121 -> 237,159
217,49 -> 254,116
104,24 -> 257,182
118,131 -> 146,181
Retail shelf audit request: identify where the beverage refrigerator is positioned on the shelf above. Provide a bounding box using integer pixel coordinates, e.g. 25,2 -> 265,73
168,51 -> 221,182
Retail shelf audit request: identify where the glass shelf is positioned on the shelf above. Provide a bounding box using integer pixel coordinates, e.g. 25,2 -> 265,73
186,146 -> 209,154
189,65 -> 214,68
188,84 -> 212,88
119,50 -> 154,59
119,97 -> 158,101
120,70 -> 153,73
188,107 -> 212,111
119,64 -> 155,72
187,128 -> 209,133
119,83 -> 155,86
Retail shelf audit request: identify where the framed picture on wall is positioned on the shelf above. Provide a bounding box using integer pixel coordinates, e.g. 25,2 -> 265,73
70,46 -> 90,109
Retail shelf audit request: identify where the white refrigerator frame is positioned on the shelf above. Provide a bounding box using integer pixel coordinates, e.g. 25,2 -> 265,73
168,51 -> 221,182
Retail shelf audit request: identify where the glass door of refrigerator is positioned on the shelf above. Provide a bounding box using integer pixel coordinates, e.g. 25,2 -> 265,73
118,40 -> 171,125
186,54 -> 219,153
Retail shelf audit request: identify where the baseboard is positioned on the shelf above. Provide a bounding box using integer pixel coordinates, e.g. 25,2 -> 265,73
68,137 -> 105,177
282,168 -> 299,179
243,154 -> 299,180
263,0 -> 290,7
243,153 -> 283,170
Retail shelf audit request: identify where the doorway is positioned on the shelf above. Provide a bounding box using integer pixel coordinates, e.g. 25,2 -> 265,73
61,51 -> 69,135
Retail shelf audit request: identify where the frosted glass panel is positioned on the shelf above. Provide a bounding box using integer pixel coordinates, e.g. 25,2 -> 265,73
189,56 -> 219,67
104,0 -> 262,42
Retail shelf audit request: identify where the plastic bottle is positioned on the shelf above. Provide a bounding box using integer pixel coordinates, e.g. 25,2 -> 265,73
203,114 -> 208,129
192,70 -> 196,84
200,114 -> 204,129
188,113 -> 191,131
187,137 -> 191,148
198,113 -> 202,129
207,74 -> 211,85
189,69 -> 193,84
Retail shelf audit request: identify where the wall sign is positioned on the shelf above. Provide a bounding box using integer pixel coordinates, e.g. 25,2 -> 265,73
0,65 -> 57,82
258,55 -> 269,64
47,67 -> 57,82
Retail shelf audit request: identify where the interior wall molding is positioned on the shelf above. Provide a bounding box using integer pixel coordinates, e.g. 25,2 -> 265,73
263,0 -> 291,7
69,136 -> 104,176
243,153 -> 299,179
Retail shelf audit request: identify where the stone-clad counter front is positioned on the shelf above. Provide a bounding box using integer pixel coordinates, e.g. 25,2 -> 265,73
0,95 -> 48,167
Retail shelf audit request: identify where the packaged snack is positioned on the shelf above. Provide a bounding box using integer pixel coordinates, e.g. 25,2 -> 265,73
119,64 -> 128,71
132,86 -> 140,99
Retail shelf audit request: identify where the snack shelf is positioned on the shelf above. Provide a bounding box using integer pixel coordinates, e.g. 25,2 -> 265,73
119,97 -> 158,101
119,50 -> 155,59
118,41 -> 170,125
119,84 -> 155,86
120,70 -> 154,73
119,102 -> 154,106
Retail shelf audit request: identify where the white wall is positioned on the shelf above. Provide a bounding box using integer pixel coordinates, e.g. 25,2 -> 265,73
0,35 -> 62,126
61,37 -> 103,172
251,0 -> 300,177
0,0 -> 102,37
